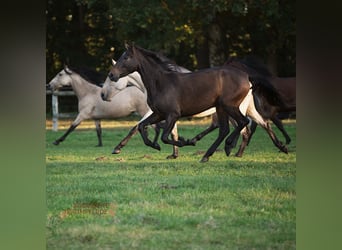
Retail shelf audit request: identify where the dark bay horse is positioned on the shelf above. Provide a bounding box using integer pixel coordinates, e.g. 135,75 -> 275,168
224,56 -> 296,155
108,44 -> 287,162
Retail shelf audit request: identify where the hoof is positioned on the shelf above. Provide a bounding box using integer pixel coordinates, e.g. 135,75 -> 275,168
224,146 -> 232,157
187,139 -> 196,146
234,153 -> 243,157
286,139 -> 291,145
200,157 -> 209,163
189,138 -> 197,145
112,148 -> 121,154
166,154 -> 178,159
52,141 -> 60,145
152,143 -> 161,151
282,145 -> 289,154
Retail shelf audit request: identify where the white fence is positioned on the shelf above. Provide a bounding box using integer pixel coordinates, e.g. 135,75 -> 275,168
46,90 -> 76,131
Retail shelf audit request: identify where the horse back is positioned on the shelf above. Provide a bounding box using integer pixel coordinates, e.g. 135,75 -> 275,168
173,68 -> 250,115
219,68 -> 251,106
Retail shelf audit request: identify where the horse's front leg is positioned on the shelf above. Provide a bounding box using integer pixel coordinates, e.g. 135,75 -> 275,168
200,108 -> 230,162
151,121 -> 163,146
160,115 -> 195,147
167,123 -> 179,159
53,116 -> 83,145
112,124 -> 139,154
138,112 -> 163,150
94,120 -> 102,146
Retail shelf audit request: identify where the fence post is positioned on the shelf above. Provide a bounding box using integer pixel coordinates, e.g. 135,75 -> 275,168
52,94 -> 58,131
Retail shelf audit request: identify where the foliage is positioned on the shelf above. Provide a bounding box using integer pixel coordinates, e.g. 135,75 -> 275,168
46,0 -> 295,82
46,120 -> 296,249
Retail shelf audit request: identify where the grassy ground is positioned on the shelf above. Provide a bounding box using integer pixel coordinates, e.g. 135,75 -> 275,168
46,118 -> 296,249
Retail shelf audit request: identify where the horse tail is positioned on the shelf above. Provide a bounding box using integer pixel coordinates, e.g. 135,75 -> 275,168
248,76 -> 286,108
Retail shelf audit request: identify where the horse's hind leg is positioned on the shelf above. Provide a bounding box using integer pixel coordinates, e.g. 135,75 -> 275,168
235,125 -> 251,157
262,121 -> 288,153
190,114 -> 218,144
224,109 -> 250,157
228,117 -> 239,149
246,120 -> 257,145
113,109 -> 154,154
95,120 -> 102,146
228,116 -> 252,157
201,107 -> 230,163
167,123 -> 179,159
112,124 -> 139,154
271,116 -> 291,144
247,100 -> 288,154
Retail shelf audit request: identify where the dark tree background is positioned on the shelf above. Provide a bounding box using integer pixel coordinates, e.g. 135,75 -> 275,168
46,0 -> 295,89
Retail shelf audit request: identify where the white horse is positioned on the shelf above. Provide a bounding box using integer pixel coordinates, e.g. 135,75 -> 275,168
47,65 -> 178,157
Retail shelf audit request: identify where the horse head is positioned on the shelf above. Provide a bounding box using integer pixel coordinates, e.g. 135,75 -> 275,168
47,66 -> 73,91
101,59 -> 145,102
108,44 -> 139,82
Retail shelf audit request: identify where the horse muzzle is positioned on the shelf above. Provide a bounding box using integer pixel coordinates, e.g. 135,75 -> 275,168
108,72 -> 119,82
46,83 -> 56,92
100,91 -> 110,102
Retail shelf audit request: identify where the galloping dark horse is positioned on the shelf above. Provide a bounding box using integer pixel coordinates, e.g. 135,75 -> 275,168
224,56 -> 296,155
108,44 -> 287,162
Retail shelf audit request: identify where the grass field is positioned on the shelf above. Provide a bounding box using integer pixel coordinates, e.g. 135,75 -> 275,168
46,118 -> 296,249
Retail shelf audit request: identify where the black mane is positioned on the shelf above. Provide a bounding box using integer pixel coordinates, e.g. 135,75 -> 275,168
68,66 -> 106,86
239,56 -> 273,77
135,46 -> 186,73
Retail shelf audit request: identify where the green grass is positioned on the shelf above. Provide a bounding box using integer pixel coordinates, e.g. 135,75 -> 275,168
46,120 -> 296,249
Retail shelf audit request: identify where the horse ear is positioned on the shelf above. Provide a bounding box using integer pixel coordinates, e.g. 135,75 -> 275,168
64,65 -> 72,75
111,59 -> 116,66
125,41 -> 135,51
125,42 -> 130,50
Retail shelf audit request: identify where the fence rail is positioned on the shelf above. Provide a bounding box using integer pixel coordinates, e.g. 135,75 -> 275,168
46,90 -> 76,131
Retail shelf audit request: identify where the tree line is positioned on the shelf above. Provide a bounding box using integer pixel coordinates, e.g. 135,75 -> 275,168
46,0 -> 295,83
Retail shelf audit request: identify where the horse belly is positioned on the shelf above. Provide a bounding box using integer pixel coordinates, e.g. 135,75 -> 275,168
193,107 -> 216,118
92,98 -> 135,119
178,77 -> 221,116
177,92 -> 217,117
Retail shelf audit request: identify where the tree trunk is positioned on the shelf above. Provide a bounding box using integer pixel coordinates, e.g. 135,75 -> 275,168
208,23 -> 225,67
267,51 -> 278,76
196,37 -> 210,69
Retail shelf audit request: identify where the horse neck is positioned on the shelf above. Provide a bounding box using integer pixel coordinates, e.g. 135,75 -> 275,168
69,74 -> 99,98
136,54 -> 164,98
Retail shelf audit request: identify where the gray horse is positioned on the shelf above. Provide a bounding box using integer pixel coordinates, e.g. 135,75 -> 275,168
47,65 -> 177,157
